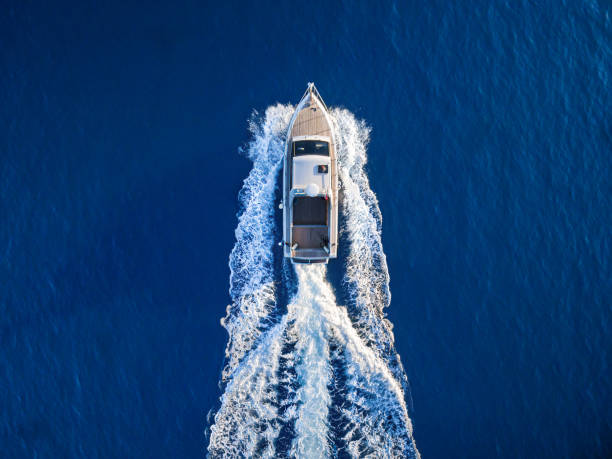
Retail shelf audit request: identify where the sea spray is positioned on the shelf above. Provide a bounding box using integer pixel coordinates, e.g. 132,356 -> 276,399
291,265 -> 419,458
209,105 -> 295,457
333,108 -> 408,390
208,318 -> 288,457
287,265 -> 333,458
220,104 -> 294,381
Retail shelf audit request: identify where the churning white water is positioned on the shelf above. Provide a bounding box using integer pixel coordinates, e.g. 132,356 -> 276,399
208,104 -> 419,458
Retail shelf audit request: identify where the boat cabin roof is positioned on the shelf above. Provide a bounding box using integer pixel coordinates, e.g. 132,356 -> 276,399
292,155 -> 330,191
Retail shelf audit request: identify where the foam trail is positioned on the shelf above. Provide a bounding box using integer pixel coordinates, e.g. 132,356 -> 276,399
208,318 -> 288,457
209,105 -> 293,457
332,108 -> 407,387
220,104 -> 293,380
209,105 -> 419,459
287,266 -> 333,458
292,265 -> 418,458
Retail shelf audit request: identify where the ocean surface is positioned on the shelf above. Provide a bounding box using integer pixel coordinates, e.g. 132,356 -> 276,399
1,1 -> 610,457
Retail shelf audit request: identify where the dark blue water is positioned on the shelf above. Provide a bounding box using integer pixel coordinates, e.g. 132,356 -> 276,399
2,1 -> 610,457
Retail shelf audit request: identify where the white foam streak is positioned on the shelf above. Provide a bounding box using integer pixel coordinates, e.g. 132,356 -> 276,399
333,108 -> 405,383
288,266 -> 333,458
221,104 -> 294,380
209,105 -> 293,457
294,266 -> 415,458
208,318 -> 288,458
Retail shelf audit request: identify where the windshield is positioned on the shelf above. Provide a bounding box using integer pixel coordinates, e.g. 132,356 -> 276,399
293,140 -> 329,157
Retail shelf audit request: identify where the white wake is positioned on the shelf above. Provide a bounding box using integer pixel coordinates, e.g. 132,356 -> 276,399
209,105 -> 292,457
332,108 -> 411,390
208,104 -> 419,458
219,105 -> 292,381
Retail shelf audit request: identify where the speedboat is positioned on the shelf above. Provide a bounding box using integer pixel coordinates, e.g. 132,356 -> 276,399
281,83 -> 338,263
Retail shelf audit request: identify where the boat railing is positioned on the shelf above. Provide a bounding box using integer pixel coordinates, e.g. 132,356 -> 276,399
302,82 -> 329,111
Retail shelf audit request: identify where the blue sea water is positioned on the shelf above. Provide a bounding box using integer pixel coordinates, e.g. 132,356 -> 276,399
1,0 -> 610,457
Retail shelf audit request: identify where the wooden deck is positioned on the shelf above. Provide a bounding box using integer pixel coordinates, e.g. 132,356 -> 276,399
290,99 -> 333,137
292,226 -> 328,249
283,87 -> 338,261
